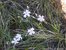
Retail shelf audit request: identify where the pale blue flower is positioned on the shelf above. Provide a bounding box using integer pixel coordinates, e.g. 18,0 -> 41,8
37,15 -> 45,22
23,9 -> 31,18
27,27 -> 35,35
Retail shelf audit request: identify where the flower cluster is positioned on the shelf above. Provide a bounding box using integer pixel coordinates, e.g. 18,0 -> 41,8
23,6 -> 45,22
22,6 -> 45,36
13,6 -> 45,39
11,34 -> 22,45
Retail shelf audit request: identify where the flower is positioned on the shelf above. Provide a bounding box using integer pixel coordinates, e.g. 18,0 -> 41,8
23,9 -> 31,18
11,40 -> 19,45
14,34 -> 22,41
37,15 -> 45,22
27,27 -> 35,35
11,34 -> 22,45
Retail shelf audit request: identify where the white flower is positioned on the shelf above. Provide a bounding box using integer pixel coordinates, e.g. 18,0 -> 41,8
11,34 -> 22,45
37,15 -> 45,22
14,34 -> 22,41
27,27 -> 35,35
11,40 -> 19,45
23,9 -> 31,18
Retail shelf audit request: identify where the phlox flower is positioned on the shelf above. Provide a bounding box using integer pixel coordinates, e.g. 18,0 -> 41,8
27,27 -> 35,35
11,34 -> 22,45
23,9 -> 31,18
11,40 -> 19,45
37,15 -> 45,22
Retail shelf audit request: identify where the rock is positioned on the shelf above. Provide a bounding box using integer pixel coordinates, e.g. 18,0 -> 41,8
61,0 -> 66,19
